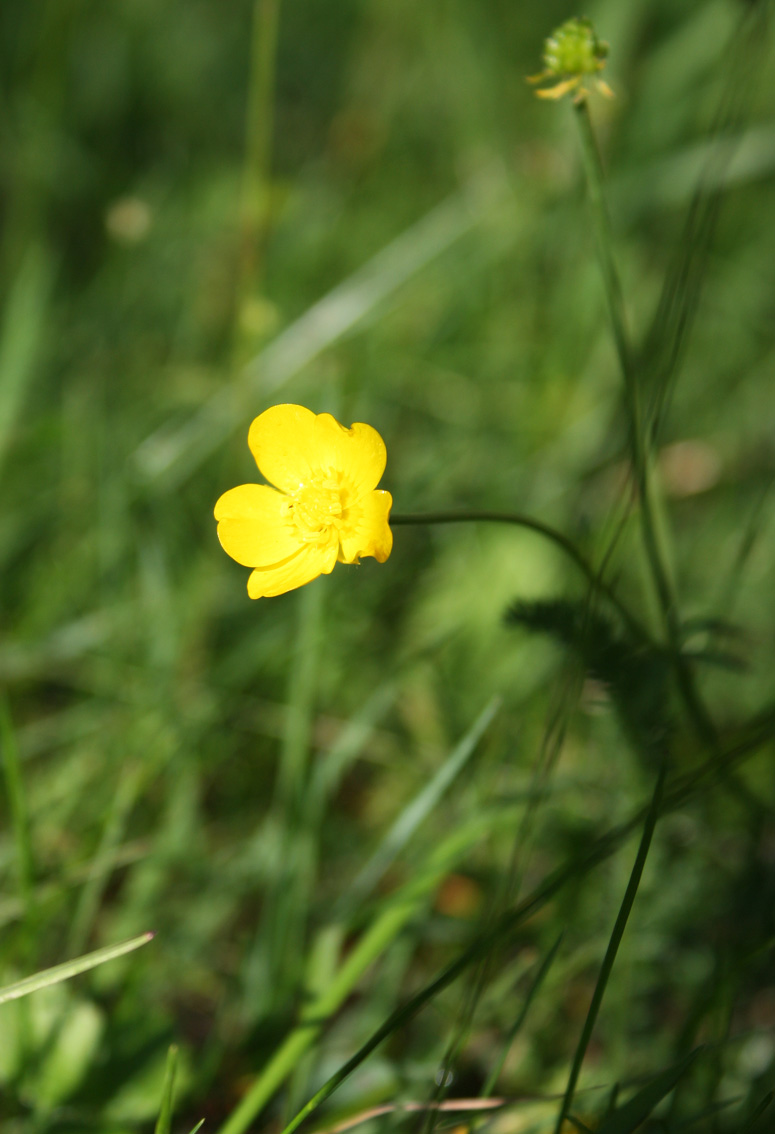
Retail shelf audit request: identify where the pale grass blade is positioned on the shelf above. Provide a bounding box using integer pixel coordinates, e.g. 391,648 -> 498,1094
0,931 -> 155,1006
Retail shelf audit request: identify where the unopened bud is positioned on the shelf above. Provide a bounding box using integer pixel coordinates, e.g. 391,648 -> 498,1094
528,17 -> 613,104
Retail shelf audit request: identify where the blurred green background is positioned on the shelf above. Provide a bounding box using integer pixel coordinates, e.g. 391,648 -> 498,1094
1,0 -> 774,1130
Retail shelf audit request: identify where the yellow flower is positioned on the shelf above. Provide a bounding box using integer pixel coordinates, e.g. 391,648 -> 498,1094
214,404 -> 393,599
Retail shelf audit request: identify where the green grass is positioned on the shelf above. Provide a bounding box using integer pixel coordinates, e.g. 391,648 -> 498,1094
1,0 -> 775,1131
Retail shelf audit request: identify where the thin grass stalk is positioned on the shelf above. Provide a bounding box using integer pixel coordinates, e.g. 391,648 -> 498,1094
740,1091 -> 774,1133
573,100 -> 675,630
154,1045 -> 179,1134
0,933 -> 155,1005
425,771 -> 563,1134
233,0 -> 281,355
552,761 -> 667,1134
481,933 -> 564,1098
573,101 -> 634,393
453,675 -> 579,1123
573,101 -> 722,759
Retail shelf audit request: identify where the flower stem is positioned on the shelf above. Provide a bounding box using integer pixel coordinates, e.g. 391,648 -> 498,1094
573,100 -> 718,753
573,101 -> 667,613
573,99 -> 633,391
390,510 -> 647,641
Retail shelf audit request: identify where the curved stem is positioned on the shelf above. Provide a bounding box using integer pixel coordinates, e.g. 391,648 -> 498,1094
391,511 -> 647,641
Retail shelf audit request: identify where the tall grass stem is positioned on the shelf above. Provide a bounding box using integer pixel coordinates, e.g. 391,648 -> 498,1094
552,762 -> 667,1134
573,101 -> 719,756
234,0 -> 281,346
573,102 -> 633,390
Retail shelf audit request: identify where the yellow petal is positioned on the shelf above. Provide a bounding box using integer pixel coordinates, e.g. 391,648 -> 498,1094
247,404 -> 388,500
214,483 -> 299,567
535,77 -> 581,99
313,414 -> 387,498
338,490 -> 393,564
248,404 -> 319,492
247,542 -> 338,599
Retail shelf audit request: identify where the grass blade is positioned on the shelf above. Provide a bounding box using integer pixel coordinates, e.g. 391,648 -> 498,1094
594,1048 -> 701,1134
739,1091 -> 774,1133
640,5 -> 771,440
217,814 -> 503,1134
155,1044 -> 179,1134
567,1119 -> 595,1134
346,696 -> 500,904
553,763 -> 667,1134
0,931 -> 155,1005
481,933 -> 563,1098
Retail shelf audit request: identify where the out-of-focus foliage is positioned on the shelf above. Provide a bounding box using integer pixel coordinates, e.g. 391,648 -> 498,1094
0,0 -> 774,1131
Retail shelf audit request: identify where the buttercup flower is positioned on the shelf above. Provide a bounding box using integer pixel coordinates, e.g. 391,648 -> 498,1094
215,404 -> 393,598
528,17 -> 613,104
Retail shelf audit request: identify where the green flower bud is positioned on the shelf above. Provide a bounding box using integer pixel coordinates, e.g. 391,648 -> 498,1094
543,17 -> 608,78
528,17 -> 613,103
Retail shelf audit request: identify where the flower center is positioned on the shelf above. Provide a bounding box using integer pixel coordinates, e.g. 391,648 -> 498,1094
290,478 -> 343,542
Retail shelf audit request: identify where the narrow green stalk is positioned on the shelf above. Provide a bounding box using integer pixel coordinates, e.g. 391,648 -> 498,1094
573,101 -> 718,757
0,698 -> 35,927
390,510 -> 647,642
0,932 -> 155,1005
481,933 -> 564,1098
155,1044 -> 179,1134
573,101 -> 673,626
573,101 -> 634,392
552,761 -> 666,1134
233,0 -> 281,351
